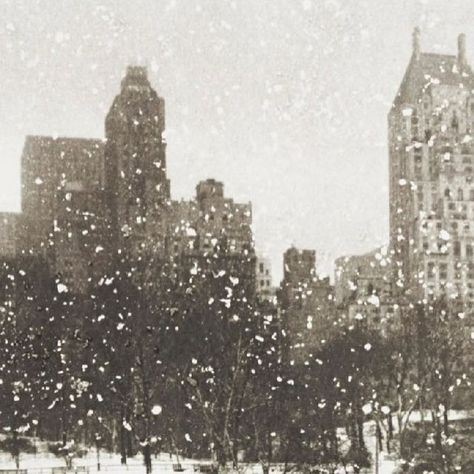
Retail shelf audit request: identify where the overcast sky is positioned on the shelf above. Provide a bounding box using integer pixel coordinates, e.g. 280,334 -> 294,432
1,0 -> 474,282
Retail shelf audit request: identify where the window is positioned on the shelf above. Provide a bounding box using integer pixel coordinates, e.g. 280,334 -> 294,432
467,244 -> 473,258
454,241 -> 461,257
427,262 -> 435,279
452,112 -> 459,132
458,188 -> 464,201
417,190 -> 424,209
440,263 -> 448,281
411,112 -> 419,138
468,263 -> 474,279
445,188 -> 452,200
259,263 -> 264,273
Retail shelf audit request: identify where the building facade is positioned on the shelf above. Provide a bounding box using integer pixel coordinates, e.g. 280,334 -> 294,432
389,29 -> 474,304
0,212 -> 18,258
255,255 -> 277,303
335,247 -> 397,331
280,247 -> 334,361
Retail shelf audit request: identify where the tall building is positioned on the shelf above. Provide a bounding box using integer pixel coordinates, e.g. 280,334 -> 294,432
389,29 -> 474,303
18,136 -> 108,293
280,247 -> 334,361
19,136 -> 105,257
105,66 -> 169,258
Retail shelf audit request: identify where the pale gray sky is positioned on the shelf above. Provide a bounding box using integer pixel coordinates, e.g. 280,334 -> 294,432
1,0 -> 473,282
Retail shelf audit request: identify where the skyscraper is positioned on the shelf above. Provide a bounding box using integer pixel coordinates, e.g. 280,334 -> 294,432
105,66 -> 169,258
389,29 -> 474,303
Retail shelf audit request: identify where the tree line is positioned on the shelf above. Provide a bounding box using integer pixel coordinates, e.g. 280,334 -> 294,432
0,253 -> 472,472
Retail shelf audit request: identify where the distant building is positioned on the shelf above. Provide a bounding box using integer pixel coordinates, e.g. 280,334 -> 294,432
0,212 -> 18,257
164,179 -> 253,259
389,29 -> 474,304
19,136 -> 105,257
105,66 -> 169,259
280,247 -> 334,361
255,256 -> 277,303
335,247 -> 397,330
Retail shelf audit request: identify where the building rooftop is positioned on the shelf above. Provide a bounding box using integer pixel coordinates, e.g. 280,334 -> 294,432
392,29 -> 474,108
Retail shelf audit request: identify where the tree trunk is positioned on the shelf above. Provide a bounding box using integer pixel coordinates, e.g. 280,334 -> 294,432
356,413 -> 365,451
12,431 -> 20,469
120,409 -> 127,465
388,412 -> 394,440
432,411 -> 443,454
144,442 -> 152,474
443,398 -> 450,437
376,421 -> 383,454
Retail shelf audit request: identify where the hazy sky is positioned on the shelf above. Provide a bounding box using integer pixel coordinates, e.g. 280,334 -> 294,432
1,0 -> 474,282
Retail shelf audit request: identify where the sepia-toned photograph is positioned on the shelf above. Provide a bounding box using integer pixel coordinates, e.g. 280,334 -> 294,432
0,1 -> 473,473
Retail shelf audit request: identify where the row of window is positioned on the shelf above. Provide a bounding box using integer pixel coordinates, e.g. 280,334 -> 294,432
421,221 -> 472,232
423,239 -> 474,257
425,283 -> 474,301
426,261 -> 474,280
444,187 -> 474,201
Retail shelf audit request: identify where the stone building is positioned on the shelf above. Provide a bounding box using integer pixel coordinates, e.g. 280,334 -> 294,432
19,136 -> 105,257
389,29 -> 474,303
164,179 -> 253,259
161,178 -> 256,297
105,66 -> 169,259
279,247 -> 334,362
17,136 -> 108,292
335,247 -> 397,331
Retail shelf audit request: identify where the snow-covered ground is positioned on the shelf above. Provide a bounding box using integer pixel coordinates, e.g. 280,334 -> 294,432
1,410 -> 473,474
0,451 -> 212,474
363,409 -> 474,474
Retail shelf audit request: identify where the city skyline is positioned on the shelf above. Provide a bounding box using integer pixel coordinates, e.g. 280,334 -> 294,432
2,0 -> 474,281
